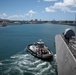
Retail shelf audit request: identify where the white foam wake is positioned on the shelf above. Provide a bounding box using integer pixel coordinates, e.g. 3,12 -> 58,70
0,62 -> 2,65
0,49 -> 57,75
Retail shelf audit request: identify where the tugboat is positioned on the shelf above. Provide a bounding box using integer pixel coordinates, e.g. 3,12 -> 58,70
27,39 -> 53,60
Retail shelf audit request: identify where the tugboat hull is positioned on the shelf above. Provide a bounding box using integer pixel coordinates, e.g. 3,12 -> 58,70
27,44 -> 53,61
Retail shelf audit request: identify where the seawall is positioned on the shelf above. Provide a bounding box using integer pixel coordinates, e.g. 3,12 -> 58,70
55,34 -> 76,75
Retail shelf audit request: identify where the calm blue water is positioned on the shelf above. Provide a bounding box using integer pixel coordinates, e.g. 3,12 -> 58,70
0,24 -> 75,75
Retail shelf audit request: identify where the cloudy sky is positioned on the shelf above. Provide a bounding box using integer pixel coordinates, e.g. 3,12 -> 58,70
0,0 -> 76,20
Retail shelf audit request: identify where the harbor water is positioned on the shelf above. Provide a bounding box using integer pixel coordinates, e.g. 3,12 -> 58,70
0,24 -> 75,75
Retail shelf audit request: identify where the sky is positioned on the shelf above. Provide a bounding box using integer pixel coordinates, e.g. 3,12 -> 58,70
0,0 -> 76,21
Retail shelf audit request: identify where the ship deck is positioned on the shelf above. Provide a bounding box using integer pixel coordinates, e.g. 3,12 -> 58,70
62,35 -> 76,59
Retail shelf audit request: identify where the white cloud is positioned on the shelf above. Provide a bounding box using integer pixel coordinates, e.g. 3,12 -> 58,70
3,13 -> 7,17
19,15 -> 24,18
1,13 -> 8,19
53,2 -> 70,12
8,15 -> 19,19
24,13 -> 30,17
12,15 -> 19,18
45,7 -> 56,12
28,10 -> 37,17
29,10 -> 37,14
0,10 -> 37,19
45,0 -> 76,13
44,0 -> 57,2
64,0 -> 76,6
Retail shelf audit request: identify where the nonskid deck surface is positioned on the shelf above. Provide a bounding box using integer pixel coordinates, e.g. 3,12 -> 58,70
62,35 -> 76,59
68,37 -> 76,58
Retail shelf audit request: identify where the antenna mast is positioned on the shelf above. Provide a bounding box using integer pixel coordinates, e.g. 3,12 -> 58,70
75,13 -> 76,36
75,13 -> 76,25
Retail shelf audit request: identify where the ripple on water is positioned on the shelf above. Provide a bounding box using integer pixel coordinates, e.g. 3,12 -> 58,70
0,49 -> 57,75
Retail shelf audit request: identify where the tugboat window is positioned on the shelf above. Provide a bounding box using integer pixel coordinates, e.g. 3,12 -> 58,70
38,44 -> 44,48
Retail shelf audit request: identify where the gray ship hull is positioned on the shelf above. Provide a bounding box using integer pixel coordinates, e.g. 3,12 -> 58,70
55,35 -> 76,75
